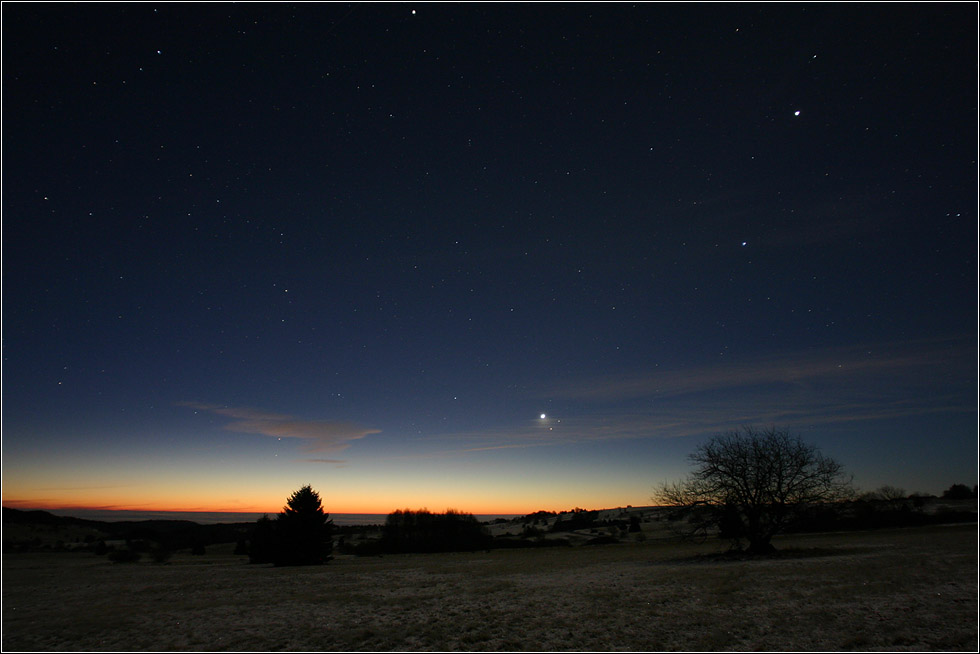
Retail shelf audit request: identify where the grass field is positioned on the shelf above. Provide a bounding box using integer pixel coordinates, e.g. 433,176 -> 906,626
2,523 -> 976,651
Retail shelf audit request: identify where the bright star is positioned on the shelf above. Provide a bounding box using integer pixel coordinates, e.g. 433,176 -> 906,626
540,413 -> 547,420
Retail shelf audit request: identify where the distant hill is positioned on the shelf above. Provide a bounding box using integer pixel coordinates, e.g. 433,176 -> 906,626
3,506 -> 100,526
2,507 -> 253,552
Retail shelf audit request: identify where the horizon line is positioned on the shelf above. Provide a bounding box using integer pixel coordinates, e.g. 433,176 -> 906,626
2,503 -> 661,520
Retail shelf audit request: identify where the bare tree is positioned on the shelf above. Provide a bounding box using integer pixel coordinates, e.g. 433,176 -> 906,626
655,426 -> 853,554
860,485 -> 908,501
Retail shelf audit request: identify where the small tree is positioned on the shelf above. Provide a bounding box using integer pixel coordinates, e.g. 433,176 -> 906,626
655,426 -> 853,554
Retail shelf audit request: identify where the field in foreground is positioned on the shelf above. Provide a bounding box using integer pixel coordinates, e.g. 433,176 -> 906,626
2,524 -> 976,651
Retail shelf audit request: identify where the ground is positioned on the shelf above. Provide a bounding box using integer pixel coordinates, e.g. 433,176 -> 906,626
2,522 -> 976,651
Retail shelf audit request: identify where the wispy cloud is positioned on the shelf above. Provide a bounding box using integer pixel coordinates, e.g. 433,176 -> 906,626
180,403 -> 380,455
546,336 -> 973,403
420,336 -> 974,455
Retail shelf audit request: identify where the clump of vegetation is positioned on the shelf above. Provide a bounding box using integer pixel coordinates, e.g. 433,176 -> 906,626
549,508 -> 600,533
490,536 -> 571,549
149,542 -> 173,563
107,548 -> 141,563
521,524 -> 544,538
941,483 -> 976,500
521,510 -> 557,526
377,509 -> 491,554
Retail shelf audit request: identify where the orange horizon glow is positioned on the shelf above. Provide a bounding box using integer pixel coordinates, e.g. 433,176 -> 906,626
1,497 -> 644,516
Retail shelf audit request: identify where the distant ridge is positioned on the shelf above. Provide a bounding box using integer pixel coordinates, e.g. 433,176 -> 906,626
1,506 -> 524,526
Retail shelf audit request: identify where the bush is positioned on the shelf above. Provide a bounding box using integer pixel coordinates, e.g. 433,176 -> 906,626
549,510 -> 599,533
353,539 -> 386,557
149,543 -> 173,563
490,537 -> 571,549
108,549 -> 141,563
521,525 -> 544,538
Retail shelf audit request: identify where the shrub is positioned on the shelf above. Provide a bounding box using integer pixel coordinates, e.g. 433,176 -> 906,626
108,549 -> 141,563
149,543 -> 173,563
353,539 -> 385,556
521,525 -> 544,538
490,537 -> 570,549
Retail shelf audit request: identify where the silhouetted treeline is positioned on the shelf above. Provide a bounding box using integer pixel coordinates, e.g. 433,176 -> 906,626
520,510 -> 558,525
372,509 -> 492,554
782,497 -> 977,534
942,483 -> 977,500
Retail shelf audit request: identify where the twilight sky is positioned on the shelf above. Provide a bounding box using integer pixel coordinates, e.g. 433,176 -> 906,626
2,2 -> 976,516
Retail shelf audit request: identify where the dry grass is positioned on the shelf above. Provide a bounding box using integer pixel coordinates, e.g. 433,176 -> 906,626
2,524 -> 976,651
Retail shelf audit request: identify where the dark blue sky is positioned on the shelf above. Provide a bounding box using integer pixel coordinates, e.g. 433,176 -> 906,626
2,3 -> 976,514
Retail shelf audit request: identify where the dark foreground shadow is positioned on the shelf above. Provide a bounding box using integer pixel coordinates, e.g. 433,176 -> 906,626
657,545 -> 880,565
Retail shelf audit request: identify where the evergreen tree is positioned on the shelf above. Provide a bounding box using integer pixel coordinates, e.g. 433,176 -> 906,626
274,485 -> 334,566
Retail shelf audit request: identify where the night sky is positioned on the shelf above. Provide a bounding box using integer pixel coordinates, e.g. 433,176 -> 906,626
3,3 -> 976,515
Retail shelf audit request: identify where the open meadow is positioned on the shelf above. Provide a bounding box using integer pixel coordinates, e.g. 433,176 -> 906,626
2,522 -> 976,651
